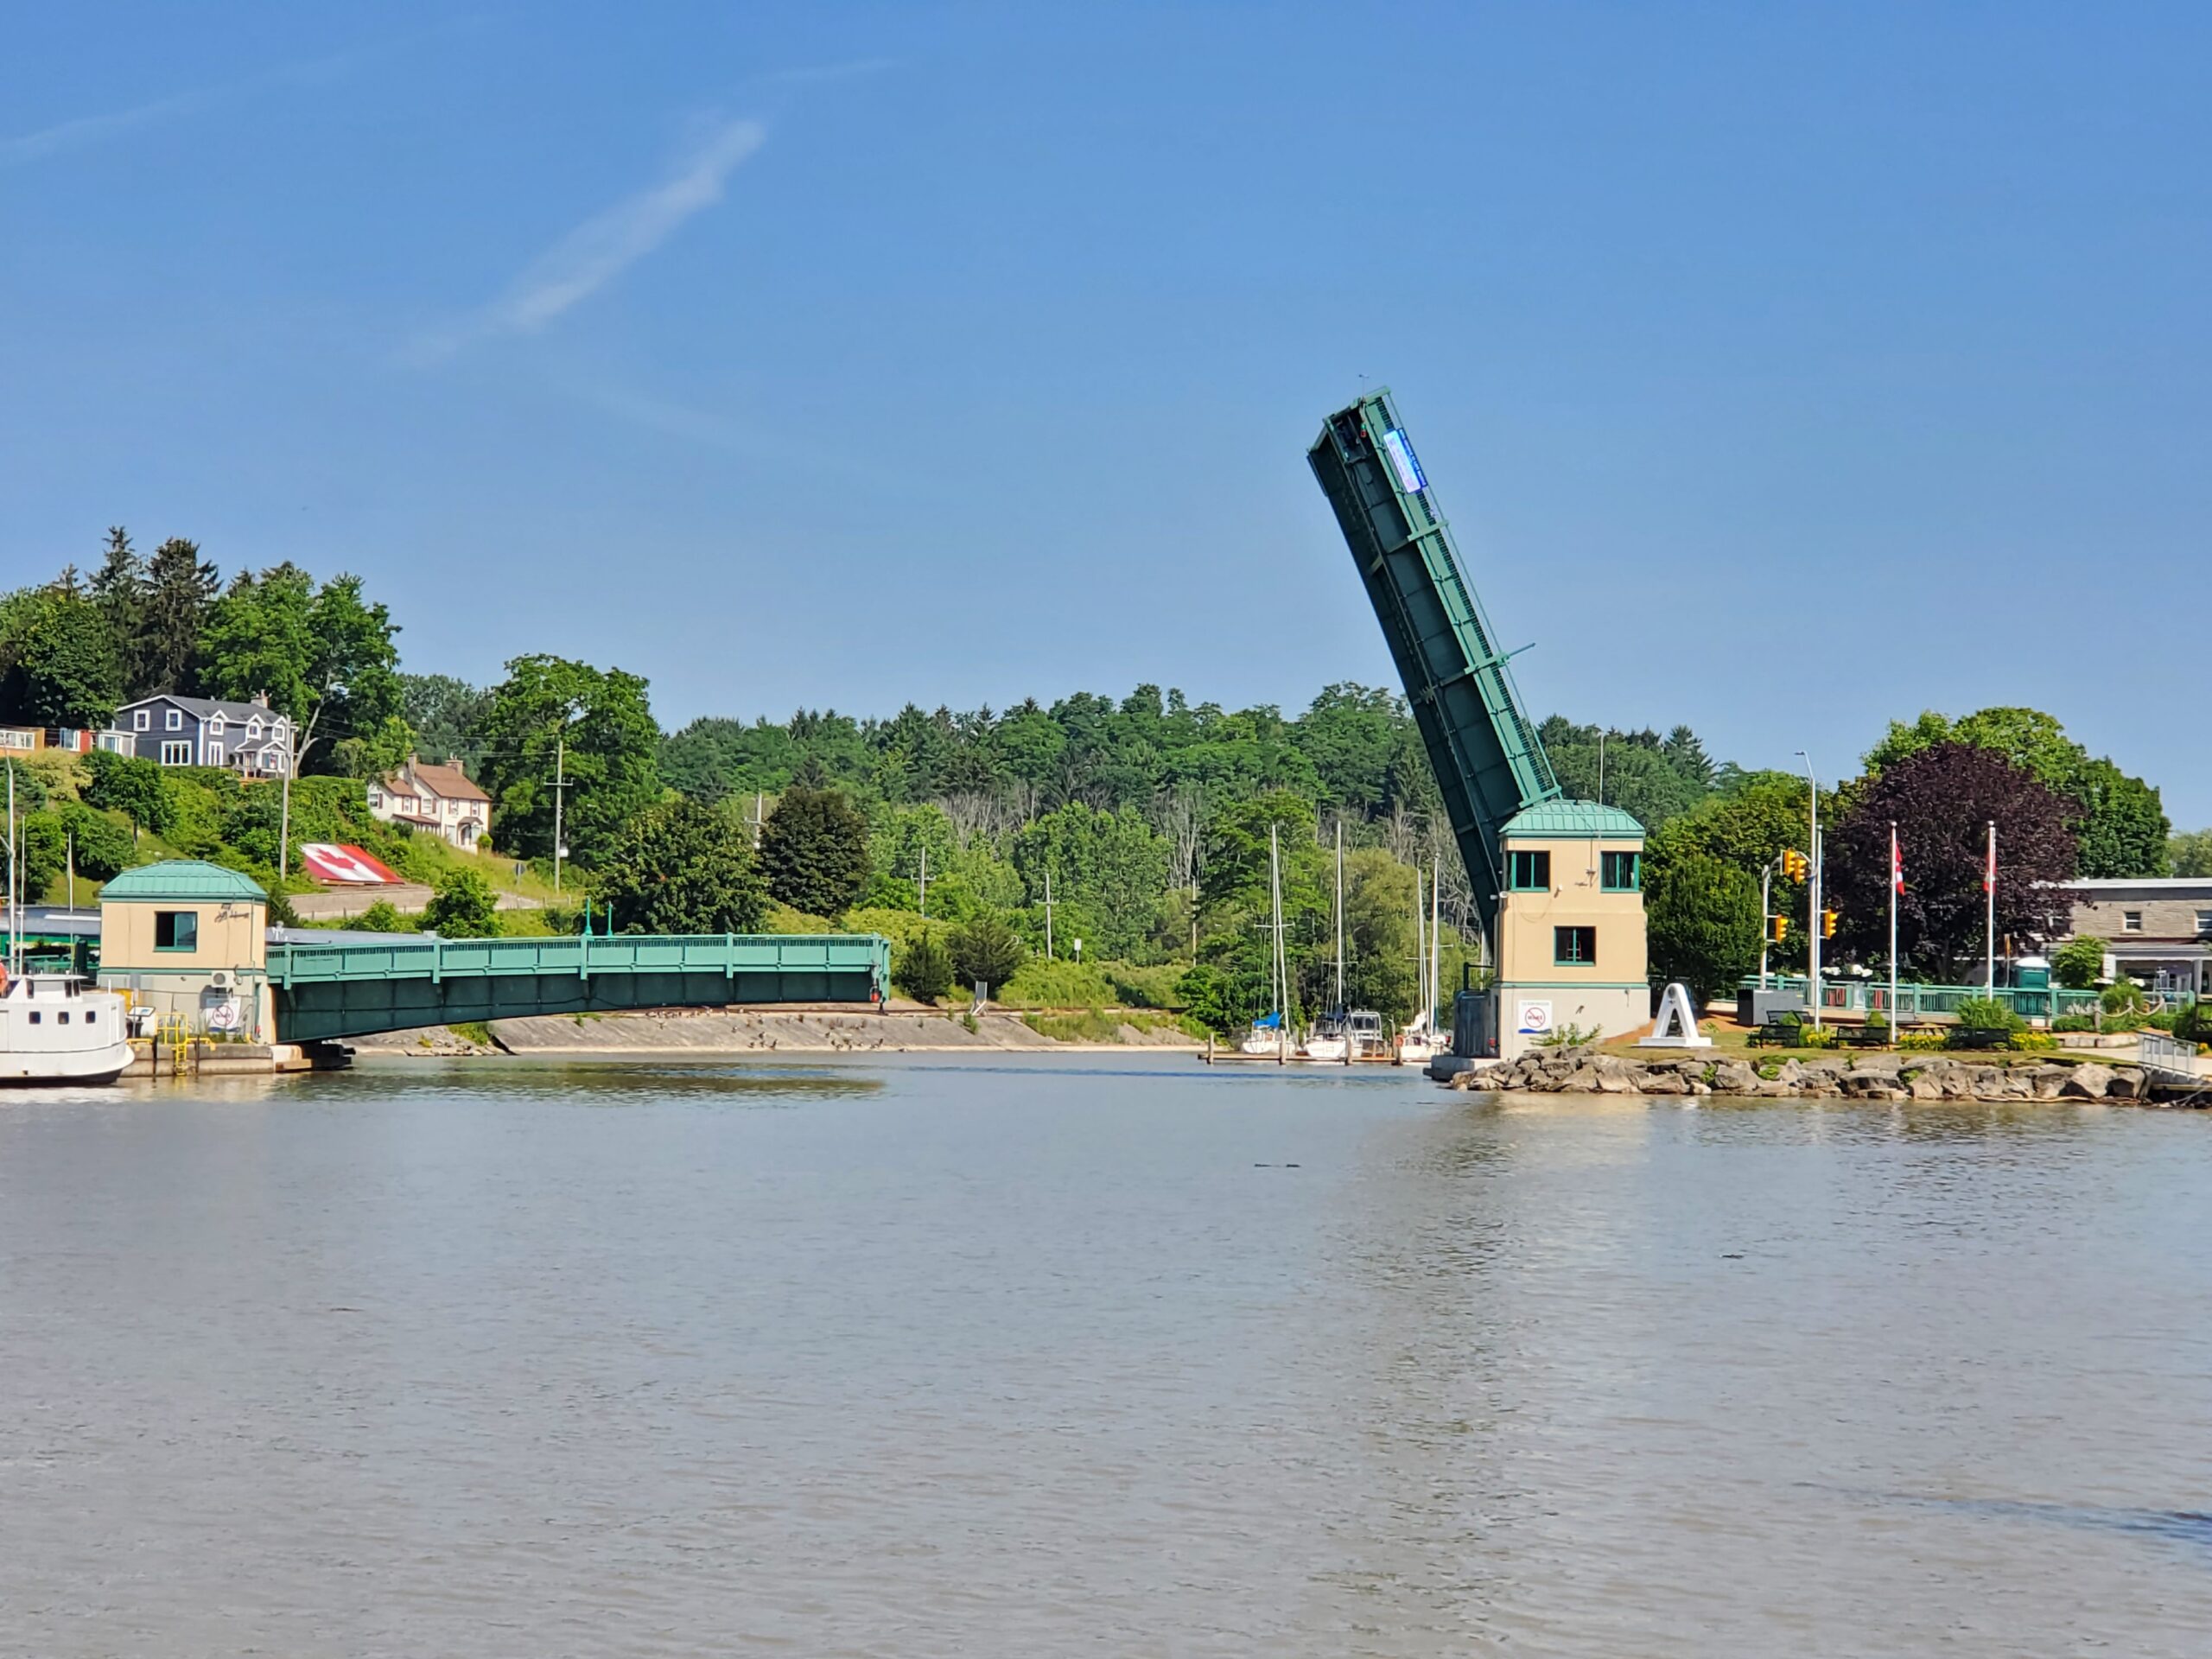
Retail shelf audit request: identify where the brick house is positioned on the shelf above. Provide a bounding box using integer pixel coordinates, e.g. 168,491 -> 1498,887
366,756 -> 492,849
109,694 -> 293,776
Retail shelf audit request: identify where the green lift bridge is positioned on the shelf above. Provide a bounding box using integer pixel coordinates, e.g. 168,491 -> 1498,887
1307,389 -> 1560,935
268,931 -> 890,1044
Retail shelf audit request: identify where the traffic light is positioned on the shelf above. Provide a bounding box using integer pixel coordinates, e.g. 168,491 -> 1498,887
1769,916 -> 1789,943
1781,849 -> 1808,882
1821,909 -> 1839,939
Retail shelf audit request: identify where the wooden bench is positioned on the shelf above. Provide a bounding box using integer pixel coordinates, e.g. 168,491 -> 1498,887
1947,1027 -> 2012,1051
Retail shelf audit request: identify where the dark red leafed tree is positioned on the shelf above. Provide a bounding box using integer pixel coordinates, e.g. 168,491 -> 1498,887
1828,742 -> 2076,981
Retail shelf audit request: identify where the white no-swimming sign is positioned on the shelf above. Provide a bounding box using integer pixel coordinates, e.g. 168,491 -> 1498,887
1516,1001 -> 1554,1036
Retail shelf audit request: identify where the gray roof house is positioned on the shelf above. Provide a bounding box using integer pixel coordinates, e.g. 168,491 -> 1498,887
111,694 -> 294,777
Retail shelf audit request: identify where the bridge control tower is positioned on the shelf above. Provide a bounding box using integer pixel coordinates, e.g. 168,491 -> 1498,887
1308,390 -> 1649,1057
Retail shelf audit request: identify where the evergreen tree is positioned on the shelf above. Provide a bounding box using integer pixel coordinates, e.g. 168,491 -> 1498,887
89,527 -> 147,696
760,784 -> 869,916
139,537 -> 219,695
896,927 -> 954,1002
949,912 -> 1026,993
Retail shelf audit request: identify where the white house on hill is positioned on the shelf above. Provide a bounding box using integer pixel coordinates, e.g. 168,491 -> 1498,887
367,756 -> 492,849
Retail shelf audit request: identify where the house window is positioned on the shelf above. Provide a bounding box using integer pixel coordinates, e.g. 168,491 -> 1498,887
1554,925 -> 1598,966
206,743 -> 226,766
2196,911 -> 2212,937
2123,911 -> 2143,932
1509,850 -> 1552,892
207,715 -> 225,735
160,741 -> 190,765
165,708 -> 182,730
1600,851 -> 1641,892
134,709 -> 150,731
247,719 -> 263,739
155,911 -> 200,952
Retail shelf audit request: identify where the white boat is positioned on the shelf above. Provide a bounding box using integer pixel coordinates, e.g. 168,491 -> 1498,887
0,973 -> 132,1084
1300,1013 -> 1347,1062
1396,1026 -> 1439,1065
1344,1008 -> 1392,1062
1240,1014 -> 1286,1057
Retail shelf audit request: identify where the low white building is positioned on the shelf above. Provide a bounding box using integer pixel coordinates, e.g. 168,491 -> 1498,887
367,756 -> 491,849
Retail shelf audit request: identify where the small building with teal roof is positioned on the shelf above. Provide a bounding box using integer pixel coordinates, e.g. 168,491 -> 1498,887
1492,800 -> 1649,1057
99,861 -> 272,1040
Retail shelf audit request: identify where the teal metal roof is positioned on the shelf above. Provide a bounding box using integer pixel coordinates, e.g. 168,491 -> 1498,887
100,860 -> 269,904
1501,799 -> 1646,841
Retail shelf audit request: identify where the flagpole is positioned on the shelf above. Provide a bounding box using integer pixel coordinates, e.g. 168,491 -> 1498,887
1986,820 -> 1997,991
1889,821 -> 1899,1041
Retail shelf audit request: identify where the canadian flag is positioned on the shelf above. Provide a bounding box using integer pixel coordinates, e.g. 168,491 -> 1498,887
1891,826 -> 1904,895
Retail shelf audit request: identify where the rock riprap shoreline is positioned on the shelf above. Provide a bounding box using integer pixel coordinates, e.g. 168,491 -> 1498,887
1450,1048 -> 2151,1102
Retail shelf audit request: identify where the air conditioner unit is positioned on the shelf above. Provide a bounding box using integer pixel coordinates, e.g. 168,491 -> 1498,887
207,969 -> 235,991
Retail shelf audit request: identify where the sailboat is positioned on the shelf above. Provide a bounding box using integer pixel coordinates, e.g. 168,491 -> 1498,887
1300,823 -> 1349,1061
1238,824 -> 1290,1058
0,768 -> 131,1084
1397,853 -> 1444,1065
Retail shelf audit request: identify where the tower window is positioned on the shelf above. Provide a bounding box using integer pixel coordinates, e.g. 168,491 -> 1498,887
1601,851 -> 1641,892
1554,926 -> 1598,966
1509,850 -> 1551,892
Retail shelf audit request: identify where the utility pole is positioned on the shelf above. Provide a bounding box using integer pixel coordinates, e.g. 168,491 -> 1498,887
918,846 -> 929,919
550,733 -> 569,893
1044,866 -> 1054,960
753,791 -> 765,850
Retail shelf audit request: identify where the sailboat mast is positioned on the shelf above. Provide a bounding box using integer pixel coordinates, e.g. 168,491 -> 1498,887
1413,867 -> 1425,1031
1334,821 -> 1344,1012
1430,851 -> 1441,1031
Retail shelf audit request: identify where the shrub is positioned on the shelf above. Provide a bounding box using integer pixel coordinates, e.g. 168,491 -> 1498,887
1898,1028 -> 1949,1051
998,957 -> 1113,1010
2051,1013 -> 2099,1033
1103,960 -> 1187,1010
357,899 -> 410,933
79,748 -> 169,833
2007,1031 -> 2057,1052
1535,1021 -> 1601,1049
1953,996 -> 2025,1033
1796,1025 -> 1840,1050
2139,1007 -> 2180,1033
423,868 -> 500,938
2173,1001 -> 2212,1046
2051,934 -> 2106,990
2100,980 -> 2147,1017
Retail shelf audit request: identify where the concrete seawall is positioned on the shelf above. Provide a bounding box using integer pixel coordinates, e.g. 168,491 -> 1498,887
353,1007 -> 1202,1058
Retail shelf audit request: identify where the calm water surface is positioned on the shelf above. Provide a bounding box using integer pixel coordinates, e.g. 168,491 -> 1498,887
0,1056 -> 2207,1656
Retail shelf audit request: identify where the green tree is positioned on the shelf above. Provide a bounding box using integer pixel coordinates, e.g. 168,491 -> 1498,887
399,673 -> 491,766
761,784 -> 870,917
1865,706 -> 2169,879
1012,803 -> 1170,962
1,811 -> 66,900
197,567 -> 406,778
1645,850 -> 1762,1002
423,868 -> 500,938
949,912 -> 1026,993
2051,934 -> 2106,990
358,899 -> 408,933
0,586 -> 123,728
89,527 -> 147,695
139,537 -> 219,694
50,802 -> 136,881
897,927 -> 954,1002
595,799 -> 766,934
79,747 -> 173,836
2172,830 -> 2212,878
475,656 -> 662,869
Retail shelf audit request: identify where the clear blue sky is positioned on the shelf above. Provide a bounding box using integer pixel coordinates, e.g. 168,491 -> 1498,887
5,3 -> 2206,824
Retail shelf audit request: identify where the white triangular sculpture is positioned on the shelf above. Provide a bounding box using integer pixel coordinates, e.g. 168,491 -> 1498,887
1639,982 -> 1714,1047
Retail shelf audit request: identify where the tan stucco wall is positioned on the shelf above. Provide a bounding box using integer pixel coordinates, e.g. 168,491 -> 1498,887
100,899 -> 268,973
1495,833 -> 1649,1060
1496,836 -> 1648,986
2071,896 -> 2212,942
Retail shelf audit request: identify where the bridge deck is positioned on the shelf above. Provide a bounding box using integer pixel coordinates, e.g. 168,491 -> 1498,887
269,932 -> 891,1043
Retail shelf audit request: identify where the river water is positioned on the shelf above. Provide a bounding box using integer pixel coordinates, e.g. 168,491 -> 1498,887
0,1056 -> 2206,1656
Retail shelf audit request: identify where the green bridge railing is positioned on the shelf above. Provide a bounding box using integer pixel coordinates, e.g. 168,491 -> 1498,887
1745,974 -> 2193,1023
269,931 -> 892,1042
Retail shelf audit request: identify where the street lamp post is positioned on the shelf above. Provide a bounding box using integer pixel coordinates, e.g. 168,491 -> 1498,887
1796,750 -> 1821,1031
